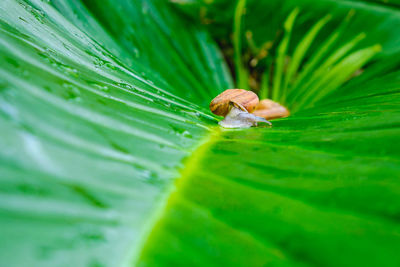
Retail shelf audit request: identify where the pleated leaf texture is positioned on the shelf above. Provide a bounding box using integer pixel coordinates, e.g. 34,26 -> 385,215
1,0 -> 400,266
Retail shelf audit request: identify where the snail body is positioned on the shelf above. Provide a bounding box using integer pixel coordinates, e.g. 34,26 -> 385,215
218,102 -> 271,128
209,89 -> 271,128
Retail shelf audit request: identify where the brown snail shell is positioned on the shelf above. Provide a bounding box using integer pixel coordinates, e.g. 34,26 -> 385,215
209,89 -> 259,117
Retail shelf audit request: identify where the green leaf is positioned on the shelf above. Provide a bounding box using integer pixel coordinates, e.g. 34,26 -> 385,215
1,0 -> 400,266
0,0 -> 228,265
290,32 -> 367,99
272,8 -> 299,101
233,0 -> 249,90
282,13 -> 332,98
287,10 -> 355,102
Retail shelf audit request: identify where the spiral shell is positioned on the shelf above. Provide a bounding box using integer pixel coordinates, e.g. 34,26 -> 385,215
209,89 -> 259,117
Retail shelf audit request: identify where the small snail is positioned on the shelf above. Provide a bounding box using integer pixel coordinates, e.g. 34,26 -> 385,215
209,89 -> 271,128
210,89 -> 289,128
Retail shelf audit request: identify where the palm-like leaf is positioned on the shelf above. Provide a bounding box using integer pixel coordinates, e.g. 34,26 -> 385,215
1,0 -> 400,266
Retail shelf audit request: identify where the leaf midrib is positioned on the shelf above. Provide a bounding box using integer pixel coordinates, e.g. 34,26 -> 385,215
129,129 -> 221,266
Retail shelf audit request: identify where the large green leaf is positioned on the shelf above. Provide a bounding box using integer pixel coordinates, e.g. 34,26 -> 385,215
0,0 -> 230,265
1,0 -> 400,266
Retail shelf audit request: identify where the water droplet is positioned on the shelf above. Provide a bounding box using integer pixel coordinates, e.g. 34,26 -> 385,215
86,80 -> 110,93
170,125 -> 192,138
98,85 -> 110,92
147,171 -> 161,185
182,130 -> 192,138
62,83 -> 81,102
105,62 -> 117,70
29,6 -> 46,24
93,57 -> 106,68
133,164 -> 158,181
